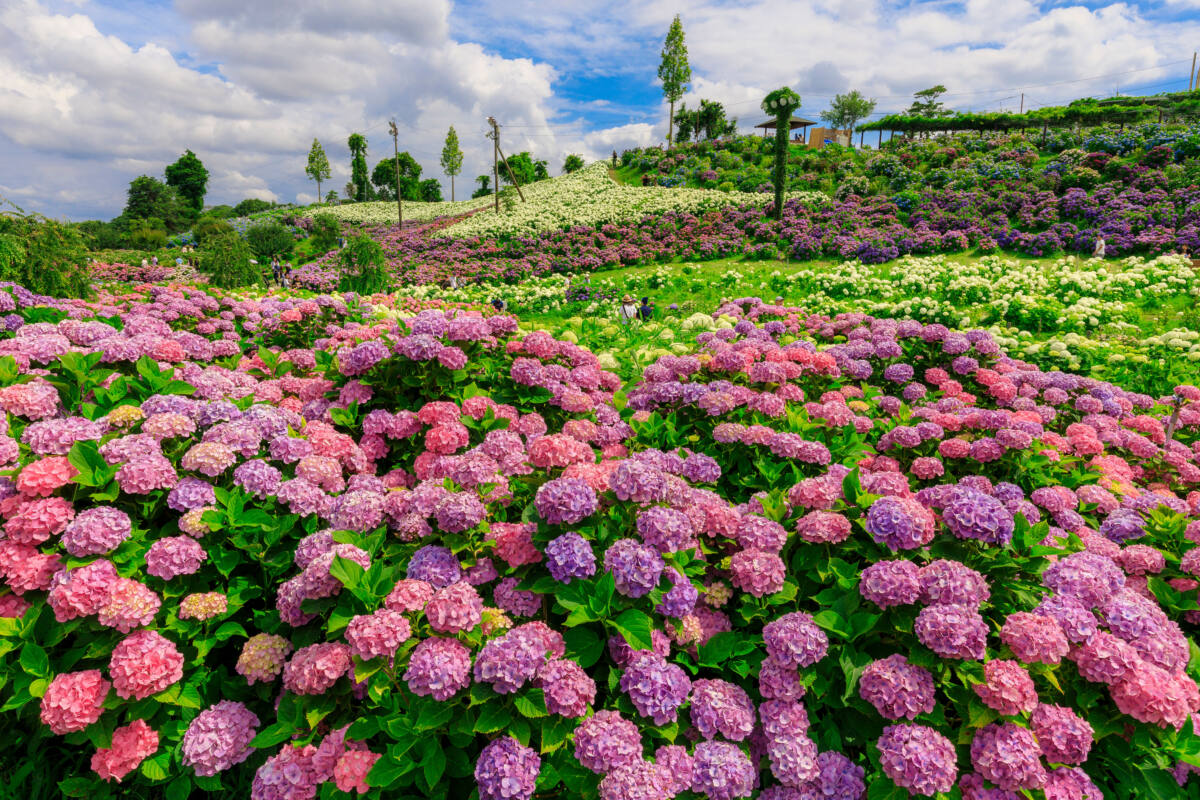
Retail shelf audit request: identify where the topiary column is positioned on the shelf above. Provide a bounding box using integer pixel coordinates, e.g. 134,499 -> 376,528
761,88 -> 801,220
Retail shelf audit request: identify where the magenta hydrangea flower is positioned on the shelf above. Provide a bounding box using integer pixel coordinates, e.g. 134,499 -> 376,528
109,630 -> 183,700
914,604 -> 988,660
182,700 -> 260,777
970,723 -> 1047,791
604,539 -> 664,599
865,496 -> 936,551
619,651 -> 691,725
1030,704 -> 1092,765
859,654 -> 936,721
345,609 -> 412,660
539,657 -> 596,718
763,611 -> 828,668
476,736 -> 540,800
574,710 -> 643,774
690,741 -> 755,800
599,759 -> 671,800
145,535 -> 207,580
535,478 -> 598,525
282,642 -> 351,695
1000,612 -> 1069,665
918,559 -> 990,606
729,547 -> 786,597
405,637 -> 472,700
60,506 -> 132,556
40,669 -> 110,734
973,660 -> 1038,716
425,581 -> 484,633
877,724 -> 958,796
690,679 -> 755,741
859,560 -> 921,608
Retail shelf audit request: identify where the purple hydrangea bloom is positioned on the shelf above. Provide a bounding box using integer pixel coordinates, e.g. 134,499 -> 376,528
475,736 -> 540,800
859,560 -> 921,608
690,741 -> 755,800
535,478 -> 598,525
690,679 -> 755,741
407,545 -> 462,588
404,637 -> 472,701
914,604 -> 988,660
544,532 -> 597,584
859,654 -> 936,721
942,491 -> 1014,546
969,723 -> 1047,791
877,724 -> 958,796
573,710 -> 643,774
865,496 -> 936,551
604,539 -> 664,599
620,652 -> 691,725
763,612 -> 829,668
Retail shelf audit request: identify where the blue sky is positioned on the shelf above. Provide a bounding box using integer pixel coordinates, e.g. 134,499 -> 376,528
2,0 -> 1199,219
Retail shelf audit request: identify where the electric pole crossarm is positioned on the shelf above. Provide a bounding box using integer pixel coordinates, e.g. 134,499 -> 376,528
388,120 -> 403,228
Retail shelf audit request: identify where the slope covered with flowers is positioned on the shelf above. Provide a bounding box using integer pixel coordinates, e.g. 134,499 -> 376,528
0,278 -> 1199,799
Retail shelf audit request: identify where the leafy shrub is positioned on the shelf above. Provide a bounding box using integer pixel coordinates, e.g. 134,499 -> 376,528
192,216 -> 235,246
338,233 -> 388,294
233,198 -> 275,217
245,223 -> 294,261
202,232 -> 260,288
309,214 -> 340,254
0,214 -> 91,298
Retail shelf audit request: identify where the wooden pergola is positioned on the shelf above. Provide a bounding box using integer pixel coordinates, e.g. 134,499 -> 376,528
754,116 -> 818,140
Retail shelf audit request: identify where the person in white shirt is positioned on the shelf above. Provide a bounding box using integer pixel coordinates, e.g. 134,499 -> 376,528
618,294 -> 638,325
1093,237 -> 1106,259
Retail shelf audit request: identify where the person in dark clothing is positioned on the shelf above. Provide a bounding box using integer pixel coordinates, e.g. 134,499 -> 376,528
638,297 -> 653,321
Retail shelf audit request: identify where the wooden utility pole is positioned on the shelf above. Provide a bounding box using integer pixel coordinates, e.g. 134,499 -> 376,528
488,117 -> 499,212
388,120 -> 402,228
486,116 -> 526,204
1190,52 -> 1197,92
1019,93 -> 1024,114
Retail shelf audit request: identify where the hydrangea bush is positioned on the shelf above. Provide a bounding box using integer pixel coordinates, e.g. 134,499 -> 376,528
0,279 -> 1200,800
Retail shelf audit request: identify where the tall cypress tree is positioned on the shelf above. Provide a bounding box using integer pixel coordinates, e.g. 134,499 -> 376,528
440,127 -> 464,202
305,139 -> 331,203
761,88 -> 801,220
348,133 -> 370,202
657,15 -> 691,148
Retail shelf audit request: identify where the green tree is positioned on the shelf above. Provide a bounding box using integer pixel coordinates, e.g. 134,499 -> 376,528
0,214 -> 91,298
419,179 -> 443,202
192,216 -> 235,245
128,217 -> 168,249
673,102 -> 698,143
325,190 -> 339,204
471,175 -> 491,199
907,85 -> 952,118
499,152 -> 546,186
203,231 -> 259,288
233,198 -> 275,217
761,87 -> 801,220
563,154 -> 585,173
697,99 -> 736,140
658,14 -> 691,147
338,233 -> 388,294
820,90 -> 877,138
348,133 -> 371,202
245,222 -> 294,261
371,153 -> 423,201
440,127 -> 464,201
164,149 -> 208,211
305,139 -> 332,204
122,176 -> 193,231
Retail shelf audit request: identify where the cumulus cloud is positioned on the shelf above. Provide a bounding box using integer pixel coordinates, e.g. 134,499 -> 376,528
1,0 -> 1197,219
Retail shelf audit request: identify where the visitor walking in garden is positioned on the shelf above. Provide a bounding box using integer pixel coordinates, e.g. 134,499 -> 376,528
638,296 -> 654,321
1093,236 -> 1106,259
618,294 -> 638,325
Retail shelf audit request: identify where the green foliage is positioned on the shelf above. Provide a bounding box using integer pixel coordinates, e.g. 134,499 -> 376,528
123,176 -> 194,231
0,212 -> 91,298
309,213 -> 340,254
821,90 -> 878,135
658,13 -> 691,145
500,152 -> 548,186
676,100 -> 736,142
127,217 -> 167,250
761,87 -> 802,219
202,204 -> 236,219
348,133 -> 371,202
419,179 -> 443,202
441,127 -> 464,201
338,233 -> 389,294
305,138 -> 332,202
233,198 -> 275,217
907,84 -> 951,118
562,154 -> 585,174
191,216 -> 235,246
244,222 -> 294,261
471,175 -> 492,199
164,149 -> 209,211
372,153 -> 423,201
202,231 -> 260,288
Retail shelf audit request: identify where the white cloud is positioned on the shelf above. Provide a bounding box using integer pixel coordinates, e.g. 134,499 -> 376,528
1,0 -> 1198,220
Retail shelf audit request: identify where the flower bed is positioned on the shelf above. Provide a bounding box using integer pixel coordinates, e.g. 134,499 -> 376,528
0,279 -> 1197,800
